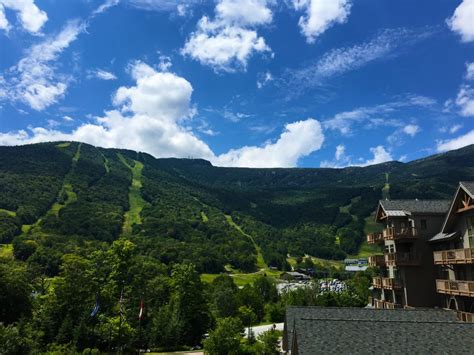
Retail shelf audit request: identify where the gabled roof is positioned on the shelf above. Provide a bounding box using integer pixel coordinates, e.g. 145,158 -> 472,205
285,307 -> 473,354
379,199 -> 451,214
440,181 -> 474,233
284,306 -> 460,352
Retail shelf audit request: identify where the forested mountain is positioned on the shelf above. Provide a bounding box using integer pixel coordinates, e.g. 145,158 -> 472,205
1,142 -> 473,274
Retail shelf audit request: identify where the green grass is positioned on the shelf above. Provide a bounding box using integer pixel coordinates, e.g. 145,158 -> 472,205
225,215 -> 267,270
200,211 -> 209,223
49,183 -> 77,217
0,208 -> 16,217
201,268 -> 281,287
0,244 -> 13,259
118,155 -> 149,236
55,142 -> 70,148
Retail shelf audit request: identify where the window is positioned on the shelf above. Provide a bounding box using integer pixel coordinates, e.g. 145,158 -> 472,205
468,216 -> 474,237
421,219 -> 427,230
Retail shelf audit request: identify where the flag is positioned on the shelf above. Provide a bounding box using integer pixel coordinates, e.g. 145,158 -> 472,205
138,300 -> 144,321
90,300 -> 100,317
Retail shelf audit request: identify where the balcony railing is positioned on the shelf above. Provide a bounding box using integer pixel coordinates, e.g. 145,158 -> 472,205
457,311 -> 474,323
436,279 -> 474,297
382,277 -> 403,290
433,248 -> 474,265
368,255 -> 385,267
383,227 -> 418,241
367,232 -> 383,245
373,276 -> 383,289
373,299 -> 402,309
384,252 -> 421,266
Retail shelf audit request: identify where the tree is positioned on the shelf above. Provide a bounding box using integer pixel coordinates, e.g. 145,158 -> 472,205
0,323 -> 31,355
0,260 -> 31,324
203,317 -> 243,355
253,276 -> 278,303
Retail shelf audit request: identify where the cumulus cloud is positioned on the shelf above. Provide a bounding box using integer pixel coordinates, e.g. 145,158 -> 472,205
87,69 -> 117,81
291,0 -> 351,43
0,61 -> 324,168
215,119 -> 324,167
455,85 -> 474,116
447,0 -> 474,42
0,20 -> 85,110
182,0 -> 273,72
363,146 -> 393,166
320,144 -> 351,168
257,71 -> 273,88
402,124 -> 420,137
437,130 -> 474,152
0,0 -> 48,34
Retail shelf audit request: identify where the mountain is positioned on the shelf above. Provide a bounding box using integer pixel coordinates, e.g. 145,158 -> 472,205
1,142 -> 473,273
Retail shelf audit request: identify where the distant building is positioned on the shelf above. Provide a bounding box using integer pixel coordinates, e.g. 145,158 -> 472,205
280,271 -> 311,281
429,182 -> 474,322
345,265 -> 368,272
283,306 -> 474,354
368,198 -> 450,308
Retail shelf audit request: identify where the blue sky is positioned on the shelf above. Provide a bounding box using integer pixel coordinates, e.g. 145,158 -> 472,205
0,0 -> 473,167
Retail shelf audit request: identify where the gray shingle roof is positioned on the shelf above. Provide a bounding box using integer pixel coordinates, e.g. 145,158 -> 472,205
284,307 -> 470,354
379,199 -> 451,214
460,181 -> 474,197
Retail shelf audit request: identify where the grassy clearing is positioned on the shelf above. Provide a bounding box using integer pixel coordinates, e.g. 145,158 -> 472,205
49,183 -> 77,217
201,268 -> 281,287
0,244 -> 13,259
55,142 -> 70,148
0,208 -> 16,217
225,215 -> 267,270
200,211 -> 209,223
118,155 -> 148,236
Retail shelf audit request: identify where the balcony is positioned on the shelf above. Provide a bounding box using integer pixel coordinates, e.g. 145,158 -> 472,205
384,252 -> 421,266
436,279 -> 474,297
382,277 -> 403,290
373,299 -> 402,309
367,232 -> 383,245
368,255 -> 385,267
383,227 -> 418,241
457,311 -> 474,323
433,248 -> 474,265
373,276 -> 383,289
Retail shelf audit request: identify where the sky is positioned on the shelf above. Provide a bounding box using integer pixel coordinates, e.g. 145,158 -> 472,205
0,0 -> 473,168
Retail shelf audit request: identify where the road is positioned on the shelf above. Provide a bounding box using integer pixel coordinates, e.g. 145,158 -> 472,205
245,322 -> 284,338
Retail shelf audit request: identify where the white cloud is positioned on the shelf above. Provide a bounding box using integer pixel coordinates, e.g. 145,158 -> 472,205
283,28 -> 435,97
323,96 -> 431,136
88,69 -> 117,81
0,61 -> 322,168
320,144 -> 350,168
455,85 -> 474,116
334,144 -> 345,160
92,0 -> 120,16
363,145 -> 393,166
257,71 -> 273,88
437,130 -> 474,152
215,119 -> 324,167
447,0 -> 474,42
466,62 -> 474,80
0,0 -> 48,34
291,0 -> 351,43
403,124 -> 420,137
0,20 -> 85,110
157,55 -> 172,72
182,0 -> 273,72
450,124 -> 462,134
63,115 -> 74,122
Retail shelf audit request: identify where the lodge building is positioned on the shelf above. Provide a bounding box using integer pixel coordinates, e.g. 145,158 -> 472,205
368,181 -> 474,321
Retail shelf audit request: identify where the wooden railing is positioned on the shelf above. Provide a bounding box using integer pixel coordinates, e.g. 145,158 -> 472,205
384,301 -> 402,309
373,299 -> 402,309
436,279 -> 474,297
374,298 -> 385,309
373,276 -> 383,289
457,311 -> 474,323
368,255 -> 385,267
384,252 -> 421,266
367,232 -> 383,244
382,277 -> 403,290
433,248 -> 474,265
383,227 -> 418,241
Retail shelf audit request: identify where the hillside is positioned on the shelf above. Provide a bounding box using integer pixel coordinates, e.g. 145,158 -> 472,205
1,142 -> 473,274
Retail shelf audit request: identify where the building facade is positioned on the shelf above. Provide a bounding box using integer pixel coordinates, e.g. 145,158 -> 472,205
430,182 -> 474,322
367,199 -> 450,308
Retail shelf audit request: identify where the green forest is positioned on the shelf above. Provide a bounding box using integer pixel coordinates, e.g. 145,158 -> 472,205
1,142 -> 473,353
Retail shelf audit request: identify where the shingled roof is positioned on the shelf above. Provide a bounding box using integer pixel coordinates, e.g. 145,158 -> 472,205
379,199 -> 451,214
284,307 -> 471,354
460,181 -> 474,197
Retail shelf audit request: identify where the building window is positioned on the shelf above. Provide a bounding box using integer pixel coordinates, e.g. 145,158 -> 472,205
468,216 -> 474,237
421,219 -> 427,230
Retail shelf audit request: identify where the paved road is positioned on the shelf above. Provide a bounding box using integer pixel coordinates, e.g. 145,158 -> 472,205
245,323 -> 284,338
